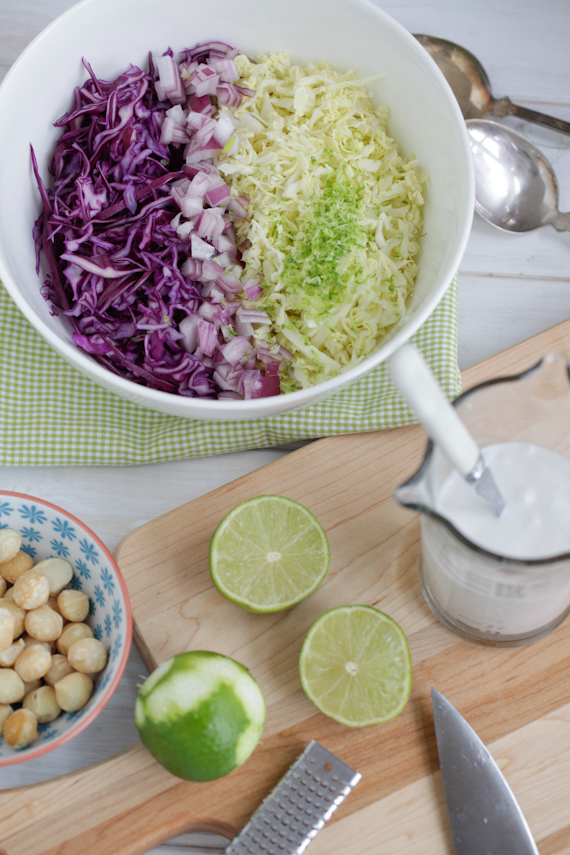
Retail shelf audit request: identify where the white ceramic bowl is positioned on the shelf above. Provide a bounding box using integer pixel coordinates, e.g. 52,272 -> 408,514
0,0 -> 473,421
0,492 -> 132,766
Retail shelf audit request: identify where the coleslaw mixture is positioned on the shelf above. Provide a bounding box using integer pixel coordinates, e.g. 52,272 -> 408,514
33,45 -> 426,399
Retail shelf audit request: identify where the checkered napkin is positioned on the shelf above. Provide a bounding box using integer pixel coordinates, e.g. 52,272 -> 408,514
0,279 -> 460,465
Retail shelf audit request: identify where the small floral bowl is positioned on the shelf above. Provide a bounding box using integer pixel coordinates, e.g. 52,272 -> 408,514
0,491 -> 132,765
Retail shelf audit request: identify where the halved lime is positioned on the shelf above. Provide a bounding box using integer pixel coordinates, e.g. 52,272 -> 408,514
210,495 -> 330,613
299,605 -> 411,727
134,650 -> 265,781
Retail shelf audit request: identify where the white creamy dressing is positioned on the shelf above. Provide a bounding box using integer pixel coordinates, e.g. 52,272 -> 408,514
435,442 -> 570,560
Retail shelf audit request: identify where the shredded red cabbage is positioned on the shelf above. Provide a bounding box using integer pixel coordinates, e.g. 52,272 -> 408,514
31,44 -> 284,400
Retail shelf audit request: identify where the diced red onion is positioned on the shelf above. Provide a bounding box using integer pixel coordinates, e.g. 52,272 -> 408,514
187,93 -> 213,115
195,117 -> 217,146
179,314 -> 200,352
243,279 -> 263,300
155,54 -> 185,104
213,362 -> 243,392
201,281 -> 227,303
198,319 -> 218,356
210,59 -> 239,82
213,111 -> 236,147
213,231 -> 236,254
216,83 -> 242,109
191,232 -> 216,260
193,68 -> 220,97
234,316 -> 253,337
227,197 -> 249,218
181,257 -> 202,278
217,272 -> 243,294
188,172 -> 211,196
220,336 -> 253,365
235,305 -> 271,324
165,104 -> 188,125
217,390 -> 242,400
185,140 -> 222,164
187,110 -> 210,130
197,302 -> 218,322
240,369 -> 281,399
201,258 -> 223,280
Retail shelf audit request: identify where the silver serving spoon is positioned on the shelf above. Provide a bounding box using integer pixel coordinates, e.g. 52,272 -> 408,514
466,119 -> 570,233
415,34 -> 570,137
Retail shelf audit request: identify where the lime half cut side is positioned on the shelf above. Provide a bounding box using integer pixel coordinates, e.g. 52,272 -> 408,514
299,605 -> 412,727
210,495 -> 330,613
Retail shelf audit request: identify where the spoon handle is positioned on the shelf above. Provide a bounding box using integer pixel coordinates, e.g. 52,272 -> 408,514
493,96 -> 570,137
389,344 -> 479,478
552,211 -> 570,232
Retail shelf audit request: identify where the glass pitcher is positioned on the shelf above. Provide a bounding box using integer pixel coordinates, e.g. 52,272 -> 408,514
395,352 -> 570,646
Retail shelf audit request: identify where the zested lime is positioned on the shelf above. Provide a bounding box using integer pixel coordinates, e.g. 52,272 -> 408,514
299,605 -> 411,727
209,495 -> 330,613
134,651 -> 265,781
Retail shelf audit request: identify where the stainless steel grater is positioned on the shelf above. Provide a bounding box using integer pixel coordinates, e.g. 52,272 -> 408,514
224,740 -> 361,855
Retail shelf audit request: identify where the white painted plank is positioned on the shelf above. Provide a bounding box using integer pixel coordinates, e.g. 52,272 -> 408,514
457,273 -> 570,369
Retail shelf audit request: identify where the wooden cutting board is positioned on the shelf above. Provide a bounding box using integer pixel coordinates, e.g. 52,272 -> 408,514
3,321 -> 570,855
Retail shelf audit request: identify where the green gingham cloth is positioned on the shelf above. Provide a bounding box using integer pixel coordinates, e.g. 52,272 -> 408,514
0,279 -> 460,465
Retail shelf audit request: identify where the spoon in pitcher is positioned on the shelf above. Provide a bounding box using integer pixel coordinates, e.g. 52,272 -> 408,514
467,119 -> 570,233
415,34 -> 570,137
389,344 -> 505,517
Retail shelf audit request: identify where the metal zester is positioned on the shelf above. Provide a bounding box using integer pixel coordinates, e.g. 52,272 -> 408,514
224,740 -> 361,855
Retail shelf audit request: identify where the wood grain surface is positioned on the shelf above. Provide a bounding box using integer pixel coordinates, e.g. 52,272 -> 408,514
1,320 -> 570,855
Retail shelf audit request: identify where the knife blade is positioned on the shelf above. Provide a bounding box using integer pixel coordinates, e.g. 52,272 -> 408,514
431,688 -> 539,855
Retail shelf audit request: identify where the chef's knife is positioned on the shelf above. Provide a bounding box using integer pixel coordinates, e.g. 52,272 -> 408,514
432,688 -> 538,854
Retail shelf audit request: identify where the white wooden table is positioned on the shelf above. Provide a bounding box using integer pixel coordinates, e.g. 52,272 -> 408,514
1,0 -> 569,851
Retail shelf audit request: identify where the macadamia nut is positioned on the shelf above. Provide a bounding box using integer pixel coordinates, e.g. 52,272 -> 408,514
33,558 -> 73,596
56,622 -> 93,657
22,634 -> 53,653
68,638 -> 108,674
0,669 -> 25,704
22,679 -> 42,696
0,540 -> 112,750
25,605 -> 63,642
0,551 -> 34,585
4,708 -> 38,749
46,596 -> 62,616
57,590 -> 90,623
23,685 -> 61,724
0,600 -> 25,638
55,672 -> 93,712
0,704 -> 13,735
0,608 -> 15,652
0,529 -> 21,564
12,570 -> 50,611
44,654 -> 75,688
0,638 -> 25,668
14,645 -> 51,683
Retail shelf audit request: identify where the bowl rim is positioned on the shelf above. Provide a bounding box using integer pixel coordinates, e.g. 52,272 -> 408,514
0,0 -> 474,419
0,490 -> 133,767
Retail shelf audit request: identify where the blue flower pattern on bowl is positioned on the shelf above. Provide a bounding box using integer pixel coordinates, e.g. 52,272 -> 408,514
0,494 -> 130,764
49,539 -> 71,558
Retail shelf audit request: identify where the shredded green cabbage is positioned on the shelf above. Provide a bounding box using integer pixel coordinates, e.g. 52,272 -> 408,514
218,52 -> 427,392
